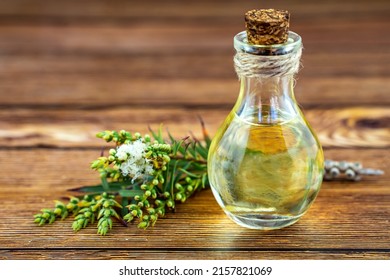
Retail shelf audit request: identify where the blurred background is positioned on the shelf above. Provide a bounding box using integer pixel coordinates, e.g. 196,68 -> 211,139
0,0 -> 389,148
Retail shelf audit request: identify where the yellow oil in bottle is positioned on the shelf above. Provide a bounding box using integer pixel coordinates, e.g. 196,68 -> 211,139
208,110 -> 324,229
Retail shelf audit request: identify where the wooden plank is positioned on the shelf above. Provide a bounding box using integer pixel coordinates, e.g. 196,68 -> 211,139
0,0 -> 388,19
0,149 -> 388,252
1,250 -> 389,260
0,23 -> 388,55
0,77 -> 388,107
0,52 -> 389,79
0,107 -> 388,148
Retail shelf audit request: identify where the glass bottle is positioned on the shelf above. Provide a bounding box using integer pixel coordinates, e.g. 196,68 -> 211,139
207,31 -> 324,230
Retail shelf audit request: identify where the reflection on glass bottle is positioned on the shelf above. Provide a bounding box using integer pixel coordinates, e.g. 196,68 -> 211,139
208,31 -> 324,230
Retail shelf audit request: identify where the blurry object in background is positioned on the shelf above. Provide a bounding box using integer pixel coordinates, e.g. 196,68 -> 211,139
324,160 -> 384,181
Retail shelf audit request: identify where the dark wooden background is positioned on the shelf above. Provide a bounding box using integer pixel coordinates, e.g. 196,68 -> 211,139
0,0 -> 389,259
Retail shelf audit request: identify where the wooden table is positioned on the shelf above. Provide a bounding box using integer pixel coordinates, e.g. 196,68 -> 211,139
0,0 -> 389,260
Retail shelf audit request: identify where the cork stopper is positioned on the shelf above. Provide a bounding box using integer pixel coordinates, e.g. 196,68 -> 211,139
245,9 -> 290,45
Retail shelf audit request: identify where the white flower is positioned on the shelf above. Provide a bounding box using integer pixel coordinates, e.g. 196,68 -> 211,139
116,140 -> 154,181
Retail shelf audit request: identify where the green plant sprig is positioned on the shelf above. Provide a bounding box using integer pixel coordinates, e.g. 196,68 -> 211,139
34,124 -> 211,235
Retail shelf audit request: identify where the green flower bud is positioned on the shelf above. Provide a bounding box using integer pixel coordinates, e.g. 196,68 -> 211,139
101,220 -> 108,228
42,212 -> 50,219
131,210 -> 138,216
166,200 -> 174,208
104,209 -> 111,217
96,131 -> 105,138
91,204 -> 99,212
150,215 -> 157,222
107,155 -> 115,162
142,215 -> 150,221
144,150 -> 153,158
90,160 -> 100,169
162,155 -> 171,163
138,221 -> 149,229
127,204 -> 137,210
53,208 -> 62,216
134,132 -> 141,139
70,197 -> 79,204
124,213 -> 134,222
113,172 -> 121,180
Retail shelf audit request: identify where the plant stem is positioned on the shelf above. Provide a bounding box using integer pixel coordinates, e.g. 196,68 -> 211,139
170,155 -> 207,165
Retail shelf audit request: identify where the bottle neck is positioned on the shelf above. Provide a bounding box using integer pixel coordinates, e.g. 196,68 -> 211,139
232,31 -> 303,125
235,75 -> 299,124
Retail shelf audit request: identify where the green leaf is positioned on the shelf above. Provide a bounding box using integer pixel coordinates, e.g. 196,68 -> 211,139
163,159 -> 171,192
186,142 -> 197,158
118,189 -> 145,198
168,159 -> 180,194
201,173 -> 208,189
149,124 -> 164,143
198,116 -> 212,147
121,196 -> 129,216
172,136 -> 189,156
173,162 -> 191,183
167,129 -> 176,145
101,177 -> 109,191
190,162 -> 206,170
195,142 -> 208,159
179,168 -> 201,178
68,181 -> 136,193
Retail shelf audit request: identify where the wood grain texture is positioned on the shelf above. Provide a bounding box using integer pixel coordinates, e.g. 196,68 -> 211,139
0,77 -> 389,107
2,250 -> 389,260
0,0 -> 389,260
0,149 -> 388,255
0,107 -> 388,148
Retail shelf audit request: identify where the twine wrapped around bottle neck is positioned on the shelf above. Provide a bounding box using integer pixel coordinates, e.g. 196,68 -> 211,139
234,46 -> 302,79
233,31 -> 303,79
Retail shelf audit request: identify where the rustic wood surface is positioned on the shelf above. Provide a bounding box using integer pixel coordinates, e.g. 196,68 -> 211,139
0,0 -> 389,260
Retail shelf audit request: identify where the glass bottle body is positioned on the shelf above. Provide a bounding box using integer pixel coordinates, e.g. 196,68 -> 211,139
208,61 -> 324,230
